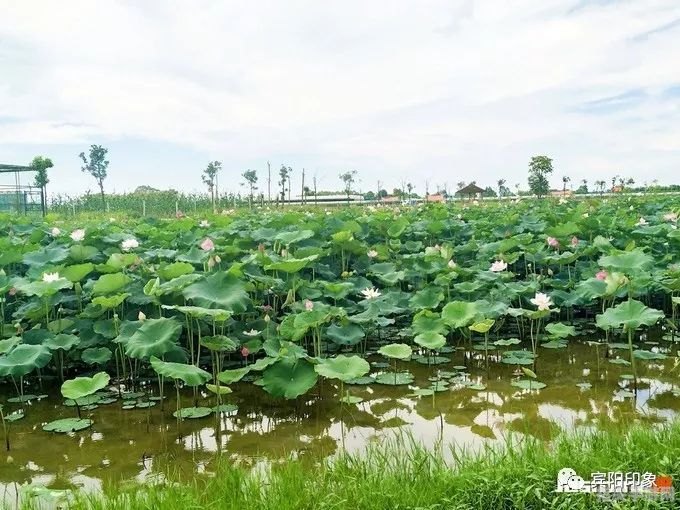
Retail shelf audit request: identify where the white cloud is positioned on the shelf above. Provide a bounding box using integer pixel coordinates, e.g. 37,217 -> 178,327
1,0 -> 679,194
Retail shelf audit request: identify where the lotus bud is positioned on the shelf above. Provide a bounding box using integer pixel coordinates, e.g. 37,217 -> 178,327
264,314 -> 271,323
0,269 -> 4,276
214,255 -> 221,263
258,243 -> 265,253
281,249 -> 288,257
113,313 -> 119,320
138,311 -> 146,321
241,346 -> 250,358
207,256 -> 216,270
8,287 -> 16,296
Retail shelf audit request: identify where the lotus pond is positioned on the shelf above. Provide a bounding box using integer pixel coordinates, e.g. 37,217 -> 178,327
1,197 -> 680,500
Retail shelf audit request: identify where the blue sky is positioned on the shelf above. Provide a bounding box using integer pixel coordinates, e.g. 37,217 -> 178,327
1,0 -> 679,197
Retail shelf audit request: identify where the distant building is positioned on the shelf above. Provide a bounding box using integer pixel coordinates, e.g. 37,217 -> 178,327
550,189 -> 573,197
455,183 -> 485,200
380,195 -> 401,203
426,193 -> 446,203
611,186 -> 624,193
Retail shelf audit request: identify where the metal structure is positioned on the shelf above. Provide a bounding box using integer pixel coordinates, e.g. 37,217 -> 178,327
0,164 -> 44,215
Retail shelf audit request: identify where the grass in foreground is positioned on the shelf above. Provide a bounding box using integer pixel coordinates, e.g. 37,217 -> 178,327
45,421 -> 680,509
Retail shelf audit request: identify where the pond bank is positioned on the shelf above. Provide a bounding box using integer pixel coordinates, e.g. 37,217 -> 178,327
66,420 -> 680,510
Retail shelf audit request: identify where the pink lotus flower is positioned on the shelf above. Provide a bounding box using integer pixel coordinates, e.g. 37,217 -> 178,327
596,270 -> 608,281
175,210 -> 185,218
571,236 -> 579,247
8,287 -> 16,297
304,299 -> 314,311
241,346 -> 249,358
261,304 -> 273,313
200,238 -> 214,251
547,237 -> 559,248
490,260 -> 508,272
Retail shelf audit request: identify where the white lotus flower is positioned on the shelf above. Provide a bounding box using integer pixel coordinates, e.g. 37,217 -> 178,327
448,260 -> 457,269
199,220 -> 210,228
582,213 -> 589,218
109,217 -> 116,222
360,287 -> 381,300
490,260 -> 508,272
70,229 -> 85,242
243,329 -> 261,337
637,217 -> 647,226
530,292 -> 553,311
50,227 -> 61,237
367,250 -> 378,259
121,238 -> 139,251
664,213 -> 678,222
42,272 -> 61,283
138,311 -> 146,321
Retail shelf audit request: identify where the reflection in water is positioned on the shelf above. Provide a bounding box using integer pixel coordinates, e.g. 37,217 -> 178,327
1,339 -> 679,501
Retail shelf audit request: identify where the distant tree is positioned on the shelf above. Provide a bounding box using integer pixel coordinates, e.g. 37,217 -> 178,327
527,155 -> 554,198
595,180 -> 606,195
392,187 -> 403,198
364,191 -> 376,201
242,169 -> 258,206
496,179 -> 506,198
303,186 -> 311,202
406,182 -> 414,199
79,145 -> 110,207
456,181 -> 466,190
611,175 -> 619,190
562,175 -> 570,193
31,155 -> 53,212
482,186 -> 497,198
576,179 -> 588,194
279,165 -> 291,203
377,189 -> 388,198
626,178 -> 635,187
201,161 -> 221,209
339,170 -> 358,204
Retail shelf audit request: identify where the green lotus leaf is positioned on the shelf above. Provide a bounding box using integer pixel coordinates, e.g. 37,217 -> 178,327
162,305 -> 232,321
173,407 -> 212,419
442,301 -> 478,328
265,255 -> 318,274
124,318 -> 183,360
469,319 -> 495,334
47,318 -> 75,334
61,263 -> 95,282
493,338 -> 521,346
81,347 -> 113,365
467,383 -> 487,391
213,404 -> 238,414
15,277 -> 73,297
325,323 -> 365,346
23,246 -> 69,267
633,350 -> 666,360
61,372 -> 110,400
217,367 -> 251,384
598,249 -> 653,275
409,287 -> 445,310
322,281 -> 355,300
375,371 -> 414,385
262,358 -> 318,399
44,334 -> 80,351
206,384 -> 233,395
150,356 -> 211,386
69,244 -> 99,262
544,322 -> 577,338
43,418 -> 93,433
156,274 -> 203,295
200,335 -> 238,352
0,344 -> 52,378
511,379 -> 547,390
411,310 -> 447,335
314,355 -> 370,383
182,272 -> 251,312
249,357 -> 278,371
157,262 -> 195,280
414,331 -> 446,350
92,293 -> 129,310
92,273 -> 131,295
596,300 -> 664,332
340,395 -> 364,404
274,230 -> 315,245
378,343 -> 412,360
0,337 -> 20,355
541,340 -> 568,349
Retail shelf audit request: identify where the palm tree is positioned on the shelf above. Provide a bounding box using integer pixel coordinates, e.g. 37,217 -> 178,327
562,175 -> 570,193
595,180 -> 606,196
497,178 -> 506,198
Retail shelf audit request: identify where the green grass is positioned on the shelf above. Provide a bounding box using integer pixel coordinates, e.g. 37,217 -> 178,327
61,421 -> 680,510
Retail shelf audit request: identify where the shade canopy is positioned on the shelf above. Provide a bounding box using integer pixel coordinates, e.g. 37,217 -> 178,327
455,183 -> 485,195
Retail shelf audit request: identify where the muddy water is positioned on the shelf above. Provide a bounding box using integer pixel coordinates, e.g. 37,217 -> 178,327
1,337 -> 679,500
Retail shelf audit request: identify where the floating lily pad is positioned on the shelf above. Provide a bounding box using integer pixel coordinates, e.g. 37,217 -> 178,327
633,350 -> 666,360
541,340 -> 567,349
346,376 -> 375,385
375,372 -> 414,386
7,394 -> 38,403
340,395 -> 363,404
213,404 -> 238,415
576,382 -> 592,390
614,390 -> 635,399
134,402 -> 156,409
5,410 -> 25,422
43,418 -> 93,433
409,388 -> 435,396
173,407 -> 212,419
370,362 -> 390,369
620,374 -> 635,380
413,355 -> 450,365
493,338 -> 521,346
608,358 -> 631,366
511,379 -> 547,390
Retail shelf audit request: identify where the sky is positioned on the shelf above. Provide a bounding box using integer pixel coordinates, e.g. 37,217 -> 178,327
1,0 -> 679,198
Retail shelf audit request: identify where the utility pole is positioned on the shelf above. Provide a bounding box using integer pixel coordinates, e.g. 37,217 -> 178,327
377,180 -> 381,202
301,168 -> 305,205
267,161 -> 271,204
313,175 -> 318,205
288,168 -> 292,203
425,180 -> 429,197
